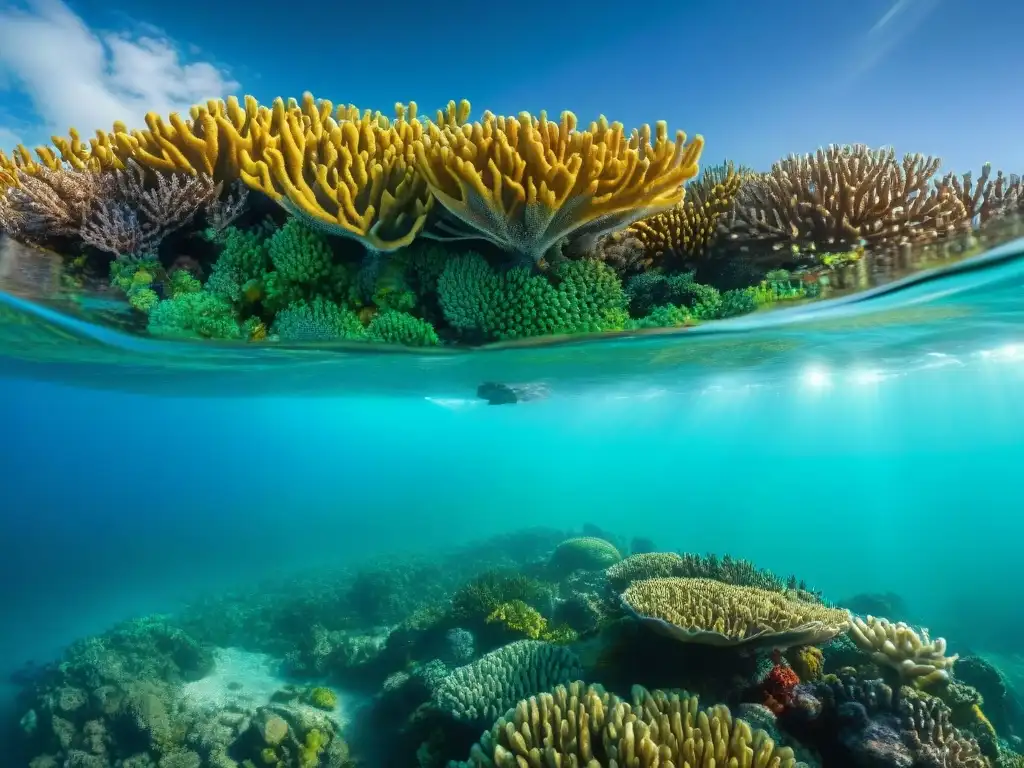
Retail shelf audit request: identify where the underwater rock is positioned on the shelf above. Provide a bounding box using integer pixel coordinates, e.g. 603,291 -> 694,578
253,708 -> 288,745
475,381 -> 550,405
956,654 -> 1020,737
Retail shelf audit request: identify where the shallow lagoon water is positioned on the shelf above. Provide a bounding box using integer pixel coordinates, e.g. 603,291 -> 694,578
1,238 -> 1023,764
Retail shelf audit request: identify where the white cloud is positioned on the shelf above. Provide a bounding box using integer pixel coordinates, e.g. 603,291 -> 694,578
0,0 -> 239,149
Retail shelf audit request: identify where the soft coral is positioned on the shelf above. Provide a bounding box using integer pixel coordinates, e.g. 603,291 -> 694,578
762,649 -> 801,714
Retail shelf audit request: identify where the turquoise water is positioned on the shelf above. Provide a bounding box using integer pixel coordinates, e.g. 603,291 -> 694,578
1,238 -> 1023,765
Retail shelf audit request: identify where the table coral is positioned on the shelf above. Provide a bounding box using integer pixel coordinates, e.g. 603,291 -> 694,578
621,577 -> 850,649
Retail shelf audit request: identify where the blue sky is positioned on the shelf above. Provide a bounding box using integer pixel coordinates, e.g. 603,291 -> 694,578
0,0 -> 1021,177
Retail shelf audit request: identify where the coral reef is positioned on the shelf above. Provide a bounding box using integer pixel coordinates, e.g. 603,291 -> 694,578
8,530 -> 1020,768
3,92 -> 1018,349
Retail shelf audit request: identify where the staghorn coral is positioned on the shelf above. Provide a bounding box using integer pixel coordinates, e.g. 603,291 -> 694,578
848,615 -> 958,686
415,105 -> 704,264
0,165 -> 102,240
722,145 -> 972,258
432,639 -> 583,727
453,681 -> 796,768
239,94 -> 432,252
619,160 -> 748,269
80,160 -> 218,258
942,163 -> 1023,228
621,577 -> 850,649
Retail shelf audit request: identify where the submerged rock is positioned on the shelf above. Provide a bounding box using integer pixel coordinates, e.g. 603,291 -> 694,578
476,381 -> 550,405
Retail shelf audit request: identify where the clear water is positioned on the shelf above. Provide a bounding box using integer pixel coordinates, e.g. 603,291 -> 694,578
1,238 -> 1023,764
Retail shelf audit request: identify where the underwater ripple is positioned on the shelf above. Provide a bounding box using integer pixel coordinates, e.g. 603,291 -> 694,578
0,238 -> 1023,400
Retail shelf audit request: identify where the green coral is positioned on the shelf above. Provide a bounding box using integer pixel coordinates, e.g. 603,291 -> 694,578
298,728 -> 325,768
625,271 -> 758,325
438,253 -> 627,341
450,571 -> 551,623
485,600 -> 548,640
205,226 -> 271,304
627,303 -> 691,329
269,219 -> 334,284
129,288 -> 160,313
271,297 -> 366,342
304,686 -> 337,711
148,291 -> 242,340
751,269 -> 810,306
366,311 -> 439,347
550,537 -> 622,573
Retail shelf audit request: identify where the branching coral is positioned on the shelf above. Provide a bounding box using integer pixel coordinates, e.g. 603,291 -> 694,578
618,160 -> 748,269
0,166 -> 102,240
454,681 -> 796,768
621,577 -> 850,649
848,615 -> 958,685
238,94 -> 433,252
722,145 -> 972,258
415,105 -> 704,264
80,160 -> 218,258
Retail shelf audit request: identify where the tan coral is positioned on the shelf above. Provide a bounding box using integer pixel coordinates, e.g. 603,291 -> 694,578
848,615 -> 957,685
457,681 -> 795,768
723,145 -> 972,258
238,93 -> 433,252
414,104 -> 704,264
0,166 -> 104,240
621,577 -> 850,649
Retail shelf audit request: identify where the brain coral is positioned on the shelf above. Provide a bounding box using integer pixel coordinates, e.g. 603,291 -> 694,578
549,537 -> 622,573
621,577 -> 849,649
432,640 -> 583,727
452,681 -> 796,768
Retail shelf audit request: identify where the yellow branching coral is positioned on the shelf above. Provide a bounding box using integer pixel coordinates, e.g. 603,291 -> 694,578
238,93 -> 433,252
486,600 -> 547,639
456,681 -> 796,768
414,105 -> 704,263
112,95 -> 269,180
621,577 -> 850,649
621,160 -> 748,268
848,615 -> 958,685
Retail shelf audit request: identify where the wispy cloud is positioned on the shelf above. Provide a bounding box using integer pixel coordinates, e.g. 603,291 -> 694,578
843,0 -> 942,86
0,0 -> 239,149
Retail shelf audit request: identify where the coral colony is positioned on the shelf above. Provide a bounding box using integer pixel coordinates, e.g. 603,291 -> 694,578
0,95 -> 1022,347
9,531 -> 1024,767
